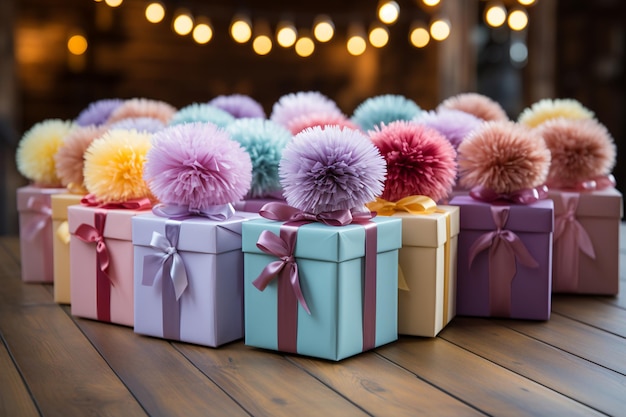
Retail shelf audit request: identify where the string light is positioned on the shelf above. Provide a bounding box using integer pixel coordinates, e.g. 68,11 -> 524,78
369,24 -> 389,48
422,0 -> 440,6
192,18 -> 213,44
485,3 -> 507,28
313,15 -> 334,42
67,34 -> 88,55
230,14 -> 252,43
276,21 -> 297,48
377,1 -> 400,25
347,24 -> 367,56
517,0 -> 535,5
252,20 -> 272,55
173,9 -> 194,36
295,34 -> 315,57
430,18 -> 450,41
409,22 -> 430,48
508,8 -> 528,31
104,0 -> 123,7
145,2 -> 165,24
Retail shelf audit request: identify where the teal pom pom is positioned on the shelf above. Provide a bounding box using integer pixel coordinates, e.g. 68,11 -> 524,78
351,94 -> 422,132
169,103 -> 235,128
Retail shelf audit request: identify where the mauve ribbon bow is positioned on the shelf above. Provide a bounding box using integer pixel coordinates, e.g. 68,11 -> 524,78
470,185 -> 548,205
366,195 -> 437,216
142,224 -> 188,301
252,229 -> 310,314
152,203 -> 235,221
259,201 -> 373,226
74,212 -> 110,283
81,193 -> 152,210
23,196 -> 52,241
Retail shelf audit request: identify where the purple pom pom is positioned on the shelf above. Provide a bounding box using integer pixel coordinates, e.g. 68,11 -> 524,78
75,99 -> 124,126
279,126 -> 386,214
415,109 -> 483,150
209,94 -> 266,119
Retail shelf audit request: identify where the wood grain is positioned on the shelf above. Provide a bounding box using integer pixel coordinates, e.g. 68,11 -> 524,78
551,295 -> 626,338
0,339 -> 39,417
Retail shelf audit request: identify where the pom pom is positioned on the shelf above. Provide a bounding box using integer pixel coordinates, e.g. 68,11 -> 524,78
279,126 -> 386,214
75,99 -> 123,127
537,118 -> 616,186
169,103 -> 235,128
457,121 -> 550,194
83,129 -> 153,203
106,98 -> 177,125
415,108 -> 483,150
518,98 -> 595,128
54,125 -> 107,192
144,123 -> 252,208
16,119 -> 75,186
226,118 -> 291,198
108,117 -> 165,133
351,94 -> 422,132
270,91 -> 342,127
369,121 -> 457,202
209,94 -> 266,119
285,112 -> 360,135
438,93 -> 508,122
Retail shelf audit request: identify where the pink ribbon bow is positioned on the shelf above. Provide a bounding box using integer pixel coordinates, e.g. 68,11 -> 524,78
470,185 -> 548,205
259,202 -> 373,226
152,203 -> 235,221
23,196 -> 52,241
468,206 -> 538,317
81,193 -> 152,210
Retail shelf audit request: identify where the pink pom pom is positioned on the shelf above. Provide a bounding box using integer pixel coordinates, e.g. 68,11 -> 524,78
106,98 -> 177,125
285,112 -> 360,135
438,93 -> 508,122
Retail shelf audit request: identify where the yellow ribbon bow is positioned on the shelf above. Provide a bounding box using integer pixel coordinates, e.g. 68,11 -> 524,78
367,195 -> 438,216
56,220 -> 71,245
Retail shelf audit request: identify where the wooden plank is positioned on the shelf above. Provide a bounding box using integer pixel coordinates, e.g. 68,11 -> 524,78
0,305 -> 147,417
71,313 -> 249,417
378,335 -> 601,416
175,342 -> 369,417
288,351 -> 484,416
551,295 -> 626,338
0,338 -> 39,417
440,318 -> 626,416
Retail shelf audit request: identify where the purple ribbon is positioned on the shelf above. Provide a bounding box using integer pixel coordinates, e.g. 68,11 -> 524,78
553,193 -> 595,292
470,185 -> 548,205
23,196 -> 52,241
259,201 -> 372,226
547,174 -> 616,192
151,203 -> 235,221
142,222 -> 188,340
468,206 -> 538,317
81,193 -> 152,210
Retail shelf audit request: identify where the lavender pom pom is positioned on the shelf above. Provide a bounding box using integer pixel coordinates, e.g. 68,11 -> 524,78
108,117 -> 165,133
209,94 -> 266,119
270,91 -> 342,127
75,99 -> 123,126
144,123 -> 252,208
169,103 -> 235,128
352,94 -> 422,132
415,109 -> 483,149
279,126 -> 386,214
226,118 -> 291,198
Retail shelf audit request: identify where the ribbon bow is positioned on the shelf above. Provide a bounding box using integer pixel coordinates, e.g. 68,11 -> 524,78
152,203 -> 235,221
470,185 -> 548,205
23,196 -> 52,241
252,229 -> 310,314
366,195 -> 437,216
81,193 -> 152,210
74,211 -> 111,281
259,202 -> 373,226
56,220 -> 71,245
142,224 -> 189,300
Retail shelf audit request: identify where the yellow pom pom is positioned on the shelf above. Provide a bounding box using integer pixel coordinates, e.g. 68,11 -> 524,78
16,119 -> 75,186
518,98 -> 595,128
83,129 -> 153,203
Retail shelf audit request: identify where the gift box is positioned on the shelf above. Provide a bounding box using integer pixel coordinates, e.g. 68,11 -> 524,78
69,204 -> 150,326
132,212 -> 259,347
233,194 -> 286,213
17,185 -> 67,283
242,216 -> 402,361
51,193 -> 84,303
548,188 -> 623,294
393,205 -> 460,337
450,196 -> 554,320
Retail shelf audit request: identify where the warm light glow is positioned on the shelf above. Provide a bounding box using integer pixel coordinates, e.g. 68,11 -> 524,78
508,9 -> 528,31
430,19 -> 450,41
369,25 -> 389,48
313,16 -> 334,42
347,35 -> 367,56
253,35 -> 272,55
104,0 -> 123,7
517,0 -> 535,5
67,35 -> 88,55
410,26 -> 430,48
485,3 -> 507,27
230,16 -> 252,43
173,10 -> 193,36
145,2 -> 165,24
276,22 -> 297,48
378,1 -> 400,25
193,19 -> 213,44
295,36 -> 315,57
422,0 -> 440,6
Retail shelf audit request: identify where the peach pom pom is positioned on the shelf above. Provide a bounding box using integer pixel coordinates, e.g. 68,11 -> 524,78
106,98 -> 177,125
438,92 -> 508,122
54,125 -> 107,193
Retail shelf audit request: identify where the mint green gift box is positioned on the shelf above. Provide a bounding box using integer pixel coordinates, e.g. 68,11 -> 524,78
242,216 -> 402,361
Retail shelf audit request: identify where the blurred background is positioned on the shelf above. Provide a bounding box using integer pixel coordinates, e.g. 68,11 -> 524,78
1,0 -> 624,234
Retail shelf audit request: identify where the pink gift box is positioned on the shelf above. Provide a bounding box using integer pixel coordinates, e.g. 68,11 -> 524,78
17,185 -> 67,283
69,204 -> 151,326
548,188 -> 623,294
450,196 -> 554,320
132,212 -> 259,347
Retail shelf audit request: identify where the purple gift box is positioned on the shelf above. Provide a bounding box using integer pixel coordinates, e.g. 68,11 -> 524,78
450,196 -> 554,320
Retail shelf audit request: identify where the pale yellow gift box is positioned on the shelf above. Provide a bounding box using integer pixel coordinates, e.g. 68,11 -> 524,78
368,197 -> 459,337
51,193 -> 84,304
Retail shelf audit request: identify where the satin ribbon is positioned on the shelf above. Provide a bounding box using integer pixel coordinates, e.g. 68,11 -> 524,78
56,220 -> 71,245
74,211 -> 112,322
142,222 -> 188,340
151,203 -> 235,221
470,185 -> 548,205
23,196 -> 52,241
468,206 -> 538,317
547,174 -> 616,192
259,201 -> 372,226
553,193 -> 595,292
81,193 -> 152,210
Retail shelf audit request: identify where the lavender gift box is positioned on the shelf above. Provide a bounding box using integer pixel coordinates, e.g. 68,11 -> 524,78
450,196 -> 554,320
548,188 -> 623,294
132,212 -> 259,347
17,185 -> 67,283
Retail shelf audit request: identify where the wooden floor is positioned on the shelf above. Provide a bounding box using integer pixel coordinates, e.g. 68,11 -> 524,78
1,231 -> 625,417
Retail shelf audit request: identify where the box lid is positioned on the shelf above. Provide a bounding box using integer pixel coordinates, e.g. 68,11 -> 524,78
242,216 -> 402,262
450,195 -> 554,233
68,204 -> 151,241
387,205 -> 459,248
51,193 -> 85,220
548,188 -> 623,219
132,211 -> 260,254
17,186 -> 67,212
